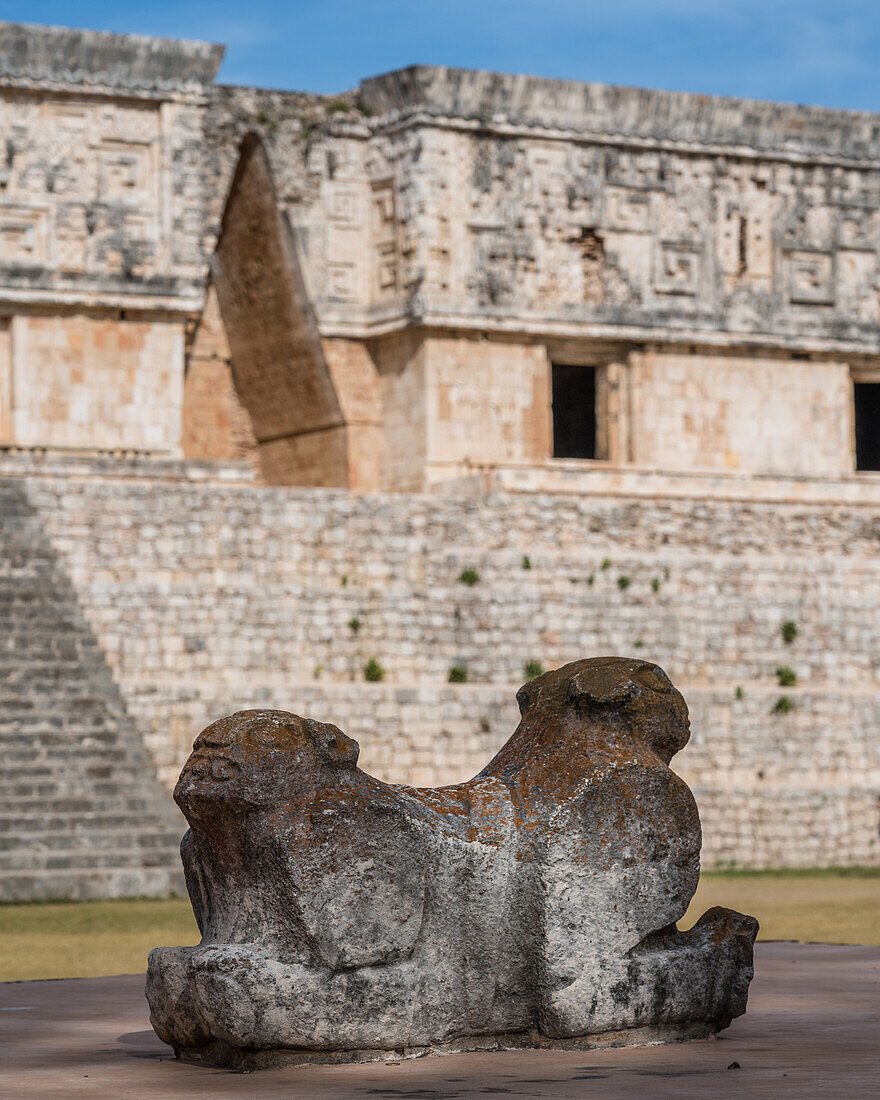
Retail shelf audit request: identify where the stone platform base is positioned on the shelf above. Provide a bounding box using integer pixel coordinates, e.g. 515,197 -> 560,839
176,1021 -> 719,1071
2,943 -> 878,1097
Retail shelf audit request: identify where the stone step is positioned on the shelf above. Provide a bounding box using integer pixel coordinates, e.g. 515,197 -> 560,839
0,654 -> 104,668
0,670 -> 119,691
0,721 -> 130,737
0,726 -> 138,744
0,485 -> 183,900
0,865 -> 185,902
1,747 -> 150,767
0,843 -> 182,873
0,775 -> 165,799
0,757 -> 155,780
0,793 -> 166,814
0,712 -> 124,728
0,829 -> 182,855
0,692 -> 126,710
0,739 -> 135,760
0,715 -> 114,733
0,810 -> 178,835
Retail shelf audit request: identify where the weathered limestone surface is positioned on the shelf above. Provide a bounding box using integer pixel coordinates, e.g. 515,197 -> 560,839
202,78 -> 880,487
0,23 -> 223,456
147,659 -> 757,1068
3,452 -> 878,871
0,23 -> 877,898
2,23 -> 879,484
149,660 -> 756,1064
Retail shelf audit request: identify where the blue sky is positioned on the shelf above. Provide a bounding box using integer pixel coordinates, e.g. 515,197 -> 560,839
5,1 -> 880,109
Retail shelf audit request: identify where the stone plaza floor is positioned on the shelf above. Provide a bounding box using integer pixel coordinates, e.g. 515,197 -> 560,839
0,943 -> 877,1098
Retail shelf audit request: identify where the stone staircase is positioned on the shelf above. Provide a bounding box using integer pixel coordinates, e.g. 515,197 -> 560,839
0,483 -> 184,900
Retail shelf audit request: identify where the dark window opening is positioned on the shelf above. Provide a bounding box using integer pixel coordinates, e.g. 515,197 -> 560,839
854,382 -> 880,471
552,364 -> 596,459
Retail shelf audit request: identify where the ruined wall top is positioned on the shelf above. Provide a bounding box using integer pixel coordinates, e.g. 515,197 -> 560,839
360,66 -> 880,163
0,22 -> 224,101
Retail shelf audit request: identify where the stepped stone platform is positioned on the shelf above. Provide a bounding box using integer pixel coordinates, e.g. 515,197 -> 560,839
1,944 -> 877,1097
0,483 -> 184,900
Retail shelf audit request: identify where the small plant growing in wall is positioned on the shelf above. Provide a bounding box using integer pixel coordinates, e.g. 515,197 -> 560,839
326,98 -> 351,114
524,660 -> 545,681
448,664 -> 468,683
735,685 -> 745,701
776,665 -> 798,687
772,695 -> 794,715
348,616 -> 362,635
601,558 -> 612,571
521,555 -> 532,571
781,620 -> 799,645
617,575 -> 631,591
587,573 -> 595,586
459,568 -> 480,587
633,639 -> 645,649
363,658 -> 385,682
651,577 -> 661,593
340,575 -> 348,587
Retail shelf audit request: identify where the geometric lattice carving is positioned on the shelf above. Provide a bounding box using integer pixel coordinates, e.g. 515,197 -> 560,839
326,262 -> 358,300
787,251 -> 835,305
604,188 -> 651,232
98,143 -> 152,199
372,179 -> 398,297
654,240 -> 701,296
326,186 -> 362,227
0,206 -> 48,263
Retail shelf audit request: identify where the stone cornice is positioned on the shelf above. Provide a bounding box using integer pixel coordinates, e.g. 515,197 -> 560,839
0,285 -> 204,316
360,65 -> 880,165
317,311 -> 880,358
0,22 -> 224,102
369,110 -> 880,171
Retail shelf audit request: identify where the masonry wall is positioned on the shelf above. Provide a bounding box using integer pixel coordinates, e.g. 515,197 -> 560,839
371,330 -> 428,491
6,455 -> 878,870
182,286 -> 259,467
425,334 -> 551,472
629,349 -> 856,476
361,331 -> 862,489
10,314 -> 185,452
0,29 -> 221,458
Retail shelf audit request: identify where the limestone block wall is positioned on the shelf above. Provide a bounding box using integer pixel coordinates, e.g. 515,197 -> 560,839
364,330 -> 863,490
5,454 -> 878,869
181,287 -> 259,468
629,349 -> 856,476
122,684 -> 878,870
371,330 -> 428,492
424,334 -> 551,470
10,314 -> 185,452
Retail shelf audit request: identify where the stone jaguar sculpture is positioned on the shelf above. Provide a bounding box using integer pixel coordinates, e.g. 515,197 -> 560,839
147,657 -> 758,1069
